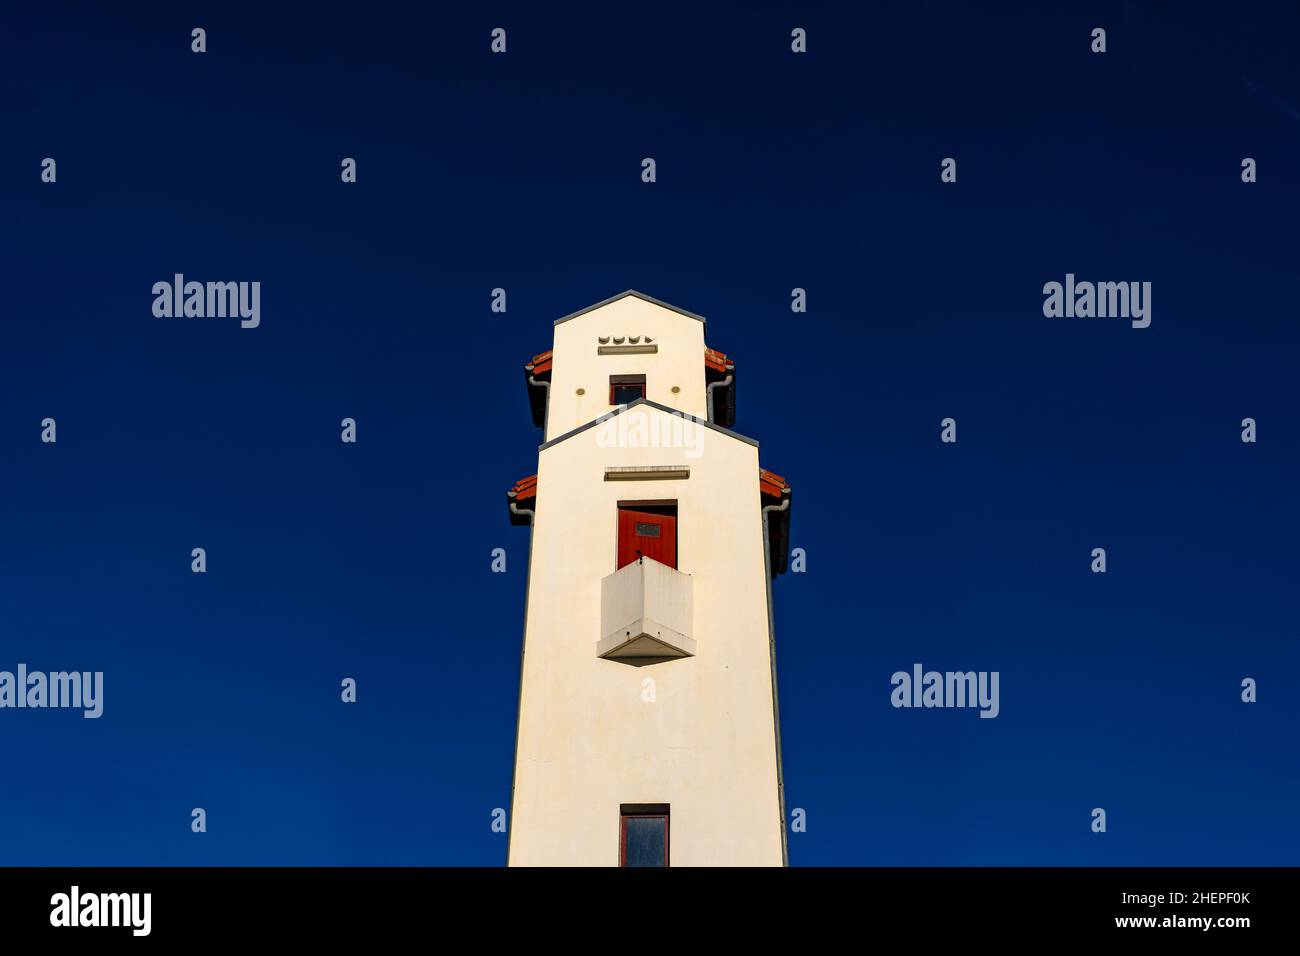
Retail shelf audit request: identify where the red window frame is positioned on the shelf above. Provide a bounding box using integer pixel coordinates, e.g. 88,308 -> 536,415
619,812 -> 670,867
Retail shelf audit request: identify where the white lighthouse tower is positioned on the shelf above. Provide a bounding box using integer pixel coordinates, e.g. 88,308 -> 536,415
505,291 -> 793,867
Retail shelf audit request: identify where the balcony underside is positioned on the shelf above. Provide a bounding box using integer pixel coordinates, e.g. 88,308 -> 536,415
598,618 -> 697,664
599,557 -> 694,666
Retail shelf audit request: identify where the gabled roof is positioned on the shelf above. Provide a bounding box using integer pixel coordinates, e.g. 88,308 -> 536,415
538,397 -> 758,452
554,290 -> 707,327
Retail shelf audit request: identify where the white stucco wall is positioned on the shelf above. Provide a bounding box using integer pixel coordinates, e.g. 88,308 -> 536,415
544,295 -> 709,442
508,401 -> 783,866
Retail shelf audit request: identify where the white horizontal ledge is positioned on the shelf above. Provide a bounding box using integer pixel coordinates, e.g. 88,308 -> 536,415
604,465 -> 690,481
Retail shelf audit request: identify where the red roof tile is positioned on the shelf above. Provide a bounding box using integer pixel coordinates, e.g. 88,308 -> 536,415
705,346 -> 733,373
759,469 -> 789,499
508,474 -> 538,502
526,350 -> 553,376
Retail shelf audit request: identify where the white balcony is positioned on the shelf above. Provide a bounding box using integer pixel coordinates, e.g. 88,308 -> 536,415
598,557 -> 695,663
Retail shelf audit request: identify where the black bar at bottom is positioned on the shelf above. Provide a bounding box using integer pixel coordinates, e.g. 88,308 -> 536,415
0,866 -> 1281,941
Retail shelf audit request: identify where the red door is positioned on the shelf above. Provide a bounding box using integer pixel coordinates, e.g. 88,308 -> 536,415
617,509 -> 677,570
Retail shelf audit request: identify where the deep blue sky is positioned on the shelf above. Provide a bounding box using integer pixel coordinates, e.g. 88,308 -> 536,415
2,1 -> 1297,865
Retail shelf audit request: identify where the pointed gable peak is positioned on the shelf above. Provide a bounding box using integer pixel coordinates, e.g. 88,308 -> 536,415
553,290 -> 707,327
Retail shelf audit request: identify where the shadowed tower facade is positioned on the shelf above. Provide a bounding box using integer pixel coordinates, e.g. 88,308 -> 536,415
506,291 -> 793,866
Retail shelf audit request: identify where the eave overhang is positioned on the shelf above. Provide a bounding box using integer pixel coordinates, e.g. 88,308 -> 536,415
704,346 -> 736,428
760,468 -> 793,577
506,474 -> 537,526
524,350 -> 552,428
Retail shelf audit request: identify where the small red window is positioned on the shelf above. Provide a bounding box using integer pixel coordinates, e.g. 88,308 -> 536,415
609,374 -> 646,405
